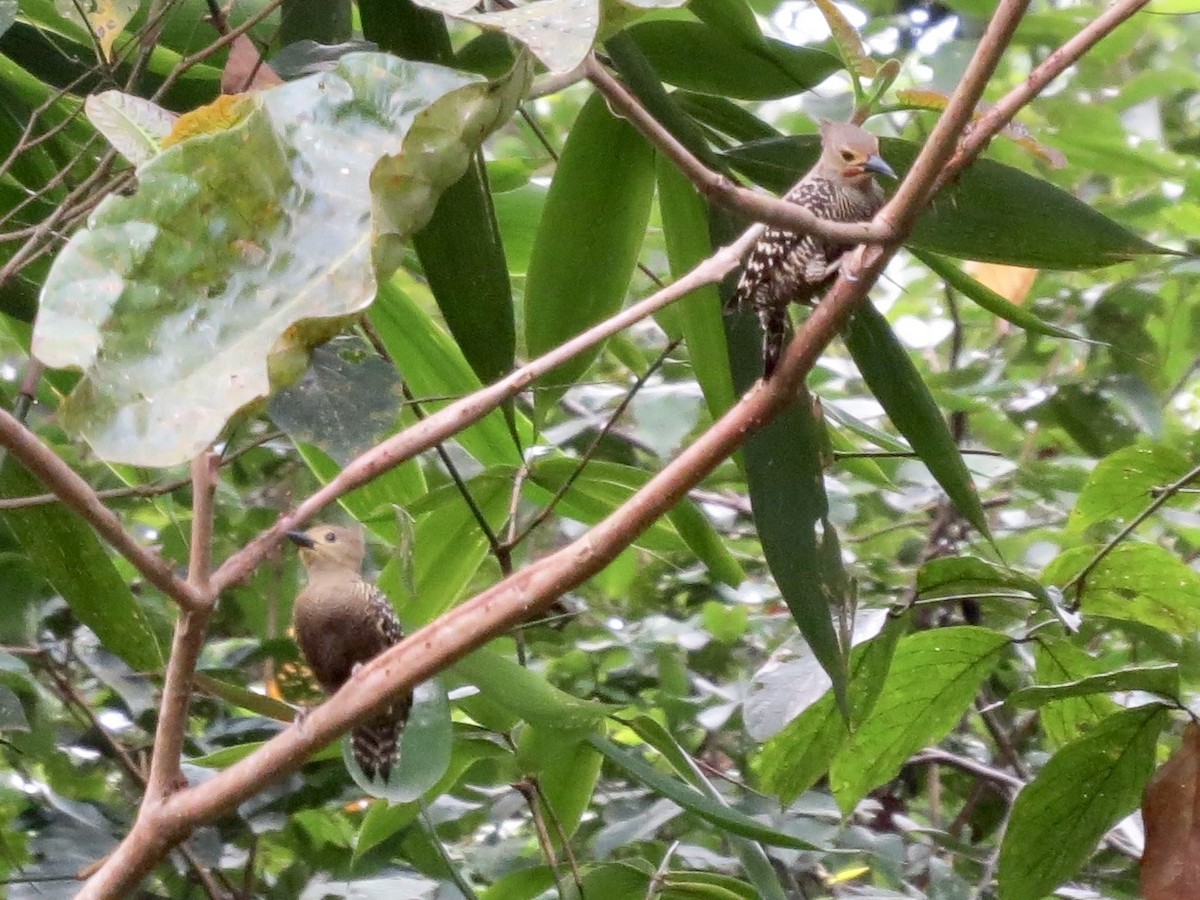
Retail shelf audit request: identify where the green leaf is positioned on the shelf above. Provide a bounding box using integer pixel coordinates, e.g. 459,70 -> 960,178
829,626 -> 1009,811
588,735 -> 820,850
524,457 -> 743,585
918,556 -> 1049,604
656,156 -> 737,425
844,302 -> 992,541
1045,543 -> 1200,634
35,53 -> 525,467
756,617 -> 901,804
412,155 -> 516,386
741,389 -> 850,713
345,679 -> 453,802
453,645 -> 613,730
1068,443 -> 1193,533
998,704 -> 1168,900
626,716 -> 787,900
1010,664 -> 1179,707
1033,638 -> 1119,749
624,21 -> 840,100
83,90 -> 175,166
913,249 -> 1093,342
193,673 -> 296,722
0,459 -> 163,673
725,136 -> 1172,269
377,472 -> 511,624
517,725 -> 604,840
525,91 -> 656,418
369,278 -> 528,467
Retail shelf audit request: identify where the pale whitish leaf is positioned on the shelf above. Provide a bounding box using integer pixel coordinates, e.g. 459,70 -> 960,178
412,0 -> 599,73
744,609 -> 888,741
85,91 -> 177,166
0,0 -> 17,38
34,53 -> 527,467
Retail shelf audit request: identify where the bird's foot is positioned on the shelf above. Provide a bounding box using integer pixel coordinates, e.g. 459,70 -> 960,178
840,246 -> 870,283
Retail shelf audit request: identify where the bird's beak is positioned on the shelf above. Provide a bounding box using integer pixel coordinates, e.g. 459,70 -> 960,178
286,530 -> 315,549
863,154 -> 897,179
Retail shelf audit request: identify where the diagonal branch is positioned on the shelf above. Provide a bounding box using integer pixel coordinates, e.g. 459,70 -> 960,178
583,54 -> 897,245
80,0 -> 1150,890
0,409 -> 207,610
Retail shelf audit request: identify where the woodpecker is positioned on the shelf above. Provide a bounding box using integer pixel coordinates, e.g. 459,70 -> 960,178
287,525 -> 408,782
732,121 -> 895,377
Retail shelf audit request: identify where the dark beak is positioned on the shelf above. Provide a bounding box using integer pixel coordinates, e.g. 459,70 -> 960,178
286,530 -> 315,549
863,154 -> 897,179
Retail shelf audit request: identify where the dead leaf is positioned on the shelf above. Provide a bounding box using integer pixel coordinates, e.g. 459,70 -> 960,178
1142,721 -> 1200,899
222,35 -> 283,94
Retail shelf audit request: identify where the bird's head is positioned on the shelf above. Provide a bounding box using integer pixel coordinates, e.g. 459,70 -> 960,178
287,525 -> 366,574
818,120 -> 896,187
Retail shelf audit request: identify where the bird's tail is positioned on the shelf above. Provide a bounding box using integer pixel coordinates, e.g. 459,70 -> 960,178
352,694 -> 411,782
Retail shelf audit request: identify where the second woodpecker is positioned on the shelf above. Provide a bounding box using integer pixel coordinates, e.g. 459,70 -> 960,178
732,121 -> 895,377
288,525 -> 409,782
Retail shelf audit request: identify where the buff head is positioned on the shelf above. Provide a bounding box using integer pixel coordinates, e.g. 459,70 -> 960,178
287,525 -> 367,574
817,120 -> 896,186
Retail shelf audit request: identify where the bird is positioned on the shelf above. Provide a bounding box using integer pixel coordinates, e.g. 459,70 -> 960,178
731,120 -> 896,377
287,524 -> 409,782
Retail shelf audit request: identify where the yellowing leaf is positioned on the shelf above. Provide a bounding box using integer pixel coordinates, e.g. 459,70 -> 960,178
161,95 -> 254,149
965,261 -> 1039,305
54,0 -> 137,62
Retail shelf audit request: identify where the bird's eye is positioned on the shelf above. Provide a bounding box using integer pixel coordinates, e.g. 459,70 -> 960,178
840,149 -> 855,162
325,531 -> 337,542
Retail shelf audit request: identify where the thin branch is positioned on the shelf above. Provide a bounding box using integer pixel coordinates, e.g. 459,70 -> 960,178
142,452 -> 219,804
80,0 -> 1148,889
583,54 -> 897,245
508,338 -> 680,551
0,408 -> 206,610
1065,459 -> 1200,599
950,0 -> 1152,174
208,228 -> 763,596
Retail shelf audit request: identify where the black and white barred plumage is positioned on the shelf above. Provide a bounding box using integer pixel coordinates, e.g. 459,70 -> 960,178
289,526 -> 411,783
731,121 -> 893,377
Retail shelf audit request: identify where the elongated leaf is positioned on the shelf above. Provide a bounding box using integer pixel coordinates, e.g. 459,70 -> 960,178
0,459 -> 163,673
625,21 -> 840,101
589,735 -> 820,850
453,645 -> 613,730
628,716 -> 787,900
1034,638 -> 1119,749
844,302 -> 992,541
35,53 -> 526,467
998,704 -> 1168,900
913,249 -> 1092,342
829,626 -> 1009,811
525,91 -> 656,418
656,157 -> 738,425
1010,664 -> 1179,707
524,457 -> 743,585
369,278 -> 528,467
517,725 -> 604,840
725,137 -> 1171,268
710,209 -> 848,709
413,154 -> 516,387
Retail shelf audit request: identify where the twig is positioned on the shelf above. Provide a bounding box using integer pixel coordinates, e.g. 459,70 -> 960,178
142,453 -> 220,804
0,408 -> 206,610
583,54 -> 896,245
208,227 -> 762,596
81,0 -> 1148,889
1064,459 -> 1200,600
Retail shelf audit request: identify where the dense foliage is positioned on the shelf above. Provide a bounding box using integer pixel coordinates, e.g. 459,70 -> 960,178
1,0 -> 1198,897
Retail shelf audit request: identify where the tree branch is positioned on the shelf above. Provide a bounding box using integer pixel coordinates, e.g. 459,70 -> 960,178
0,409 -> 207,610
80,0 -> 1151,889
583,54 -> 897,245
